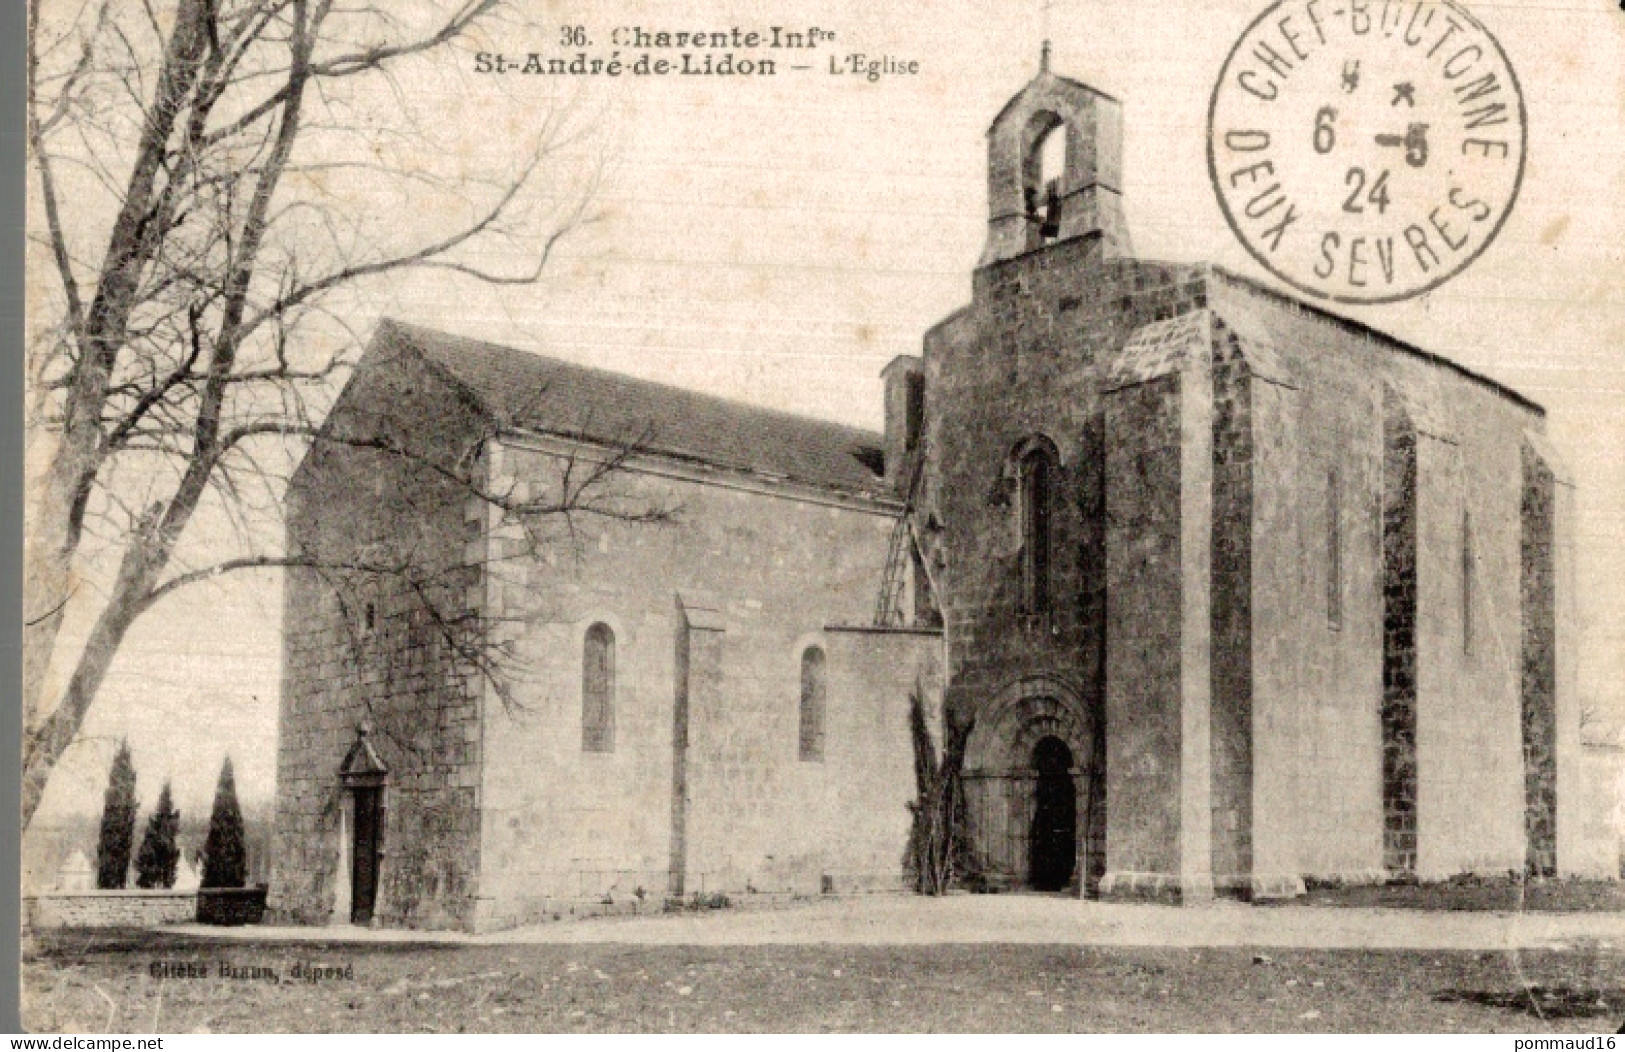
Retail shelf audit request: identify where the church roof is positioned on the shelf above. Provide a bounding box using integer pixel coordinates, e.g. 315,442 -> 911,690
1101,312 -> 1207,390
375,320 -> 889,498
1092,267 -> 1546,423
1101,309 -> 1295,391
1209,267 -> 1543,417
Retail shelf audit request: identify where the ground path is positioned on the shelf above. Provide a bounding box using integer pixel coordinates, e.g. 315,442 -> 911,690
161,894 -> 1625,950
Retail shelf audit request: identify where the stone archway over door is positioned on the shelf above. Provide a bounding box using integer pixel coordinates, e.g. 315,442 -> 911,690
963,676 -> 1104,893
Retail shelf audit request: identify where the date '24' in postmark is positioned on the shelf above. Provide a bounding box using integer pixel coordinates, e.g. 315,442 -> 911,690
1207,0 -> 1525,304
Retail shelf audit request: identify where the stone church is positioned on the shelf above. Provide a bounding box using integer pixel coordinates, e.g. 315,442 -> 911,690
268,67 -> 1613,931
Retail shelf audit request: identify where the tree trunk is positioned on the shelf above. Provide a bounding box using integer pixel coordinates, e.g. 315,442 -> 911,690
22,459 -> 79,736
22,523 -> 163,829
22,0 -> 213,735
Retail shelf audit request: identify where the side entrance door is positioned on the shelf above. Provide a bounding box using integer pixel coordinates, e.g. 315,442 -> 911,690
1028,736 -> 1077,892
351,786 -> 382,924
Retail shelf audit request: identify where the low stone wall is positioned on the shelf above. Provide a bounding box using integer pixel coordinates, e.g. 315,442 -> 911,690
196,887 -> 269,927
25,890 -> 197,930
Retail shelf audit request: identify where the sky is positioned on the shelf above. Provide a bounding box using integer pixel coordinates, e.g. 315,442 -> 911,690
27,0 -> 1624,831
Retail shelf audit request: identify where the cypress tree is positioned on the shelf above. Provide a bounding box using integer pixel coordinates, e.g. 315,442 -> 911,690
201,756 -> 248,888
134,781 -> 181,889
95,740 -> 138,889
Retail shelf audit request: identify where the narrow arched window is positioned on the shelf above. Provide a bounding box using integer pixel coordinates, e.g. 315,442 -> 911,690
582,623 -> 615,753
1327,468 -> 1342,631
1020,446 -> 1055,615
1462,511 -> 1474,656
798,646 -> 826,762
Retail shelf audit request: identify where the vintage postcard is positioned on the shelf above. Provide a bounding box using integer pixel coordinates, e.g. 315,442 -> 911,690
19,0 -> 1625,1035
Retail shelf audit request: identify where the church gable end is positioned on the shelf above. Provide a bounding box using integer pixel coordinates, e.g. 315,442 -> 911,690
270,330 -> 492,930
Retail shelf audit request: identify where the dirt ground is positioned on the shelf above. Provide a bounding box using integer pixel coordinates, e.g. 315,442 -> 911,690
21,930 -> 1625,1033
1296,877 -> 1625,913
144,886 -> 1625,950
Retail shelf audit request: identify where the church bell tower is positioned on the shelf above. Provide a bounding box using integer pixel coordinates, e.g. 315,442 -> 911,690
980,49 -> 1132,267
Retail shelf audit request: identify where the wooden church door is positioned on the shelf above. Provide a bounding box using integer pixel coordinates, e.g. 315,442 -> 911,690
1028,736 -> 1077,892
351,786 -> 382,924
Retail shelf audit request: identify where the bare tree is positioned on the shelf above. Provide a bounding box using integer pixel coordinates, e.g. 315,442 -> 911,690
271,400 -> 674,759
907,684 -> 972,895
23,0 -> 618,828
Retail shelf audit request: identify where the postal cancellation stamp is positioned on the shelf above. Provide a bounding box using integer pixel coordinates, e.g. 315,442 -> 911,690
1207,0 -> 1526,303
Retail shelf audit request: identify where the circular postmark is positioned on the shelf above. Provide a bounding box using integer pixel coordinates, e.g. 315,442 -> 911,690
1207,0 -> 1526,303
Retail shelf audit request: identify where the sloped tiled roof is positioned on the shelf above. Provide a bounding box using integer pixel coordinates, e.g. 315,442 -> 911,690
1209,267 -> 1543,416
1207,303 -> 1296,388
1101,307 -> 1301,393
1101,313 -> 1206,390
374,319 -> 888,498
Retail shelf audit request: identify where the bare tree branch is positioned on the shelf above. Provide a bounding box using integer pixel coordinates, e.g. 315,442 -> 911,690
238,146 -> 575,338
26,0 -> 110,348
22,0 -> 616,830
199,0 -> 494,147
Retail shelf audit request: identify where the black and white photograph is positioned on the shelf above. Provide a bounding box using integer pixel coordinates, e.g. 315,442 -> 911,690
17,0 -> 1625,1035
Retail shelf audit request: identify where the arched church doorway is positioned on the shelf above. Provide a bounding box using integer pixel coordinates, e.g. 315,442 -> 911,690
1028,737 -> 1077,891
962,677 -> 1104,895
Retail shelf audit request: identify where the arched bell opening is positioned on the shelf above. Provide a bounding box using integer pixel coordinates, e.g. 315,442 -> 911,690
1022,111 -> 1068,245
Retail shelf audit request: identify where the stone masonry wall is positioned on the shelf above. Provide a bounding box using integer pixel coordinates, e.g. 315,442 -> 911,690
666,600 -> 711,898
925,234 -> 1205,890
1211,276 -> 1531,883
926,248 -> 1570,897
928,238 -> 1201,697
1241,331 -> 1383,891
473,439 -> 936,931
269,338 -> 487,930
1101,373 -> 1184,881
1209,331 -> 1253,892
821,628 -> 946,888
1381,391 -> 1419,876
25,891 -> 197,930
1521,442 -> 1558,877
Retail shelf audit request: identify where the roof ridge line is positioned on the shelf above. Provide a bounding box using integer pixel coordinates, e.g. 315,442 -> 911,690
379,318 -> 884,441
1205,267 -> 1545,417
